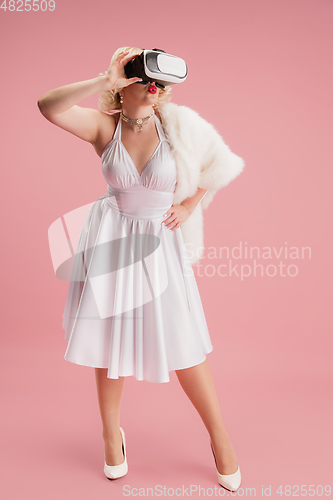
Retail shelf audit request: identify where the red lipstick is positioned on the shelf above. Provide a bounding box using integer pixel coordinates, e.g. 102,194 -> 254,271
148,86 -> 157,94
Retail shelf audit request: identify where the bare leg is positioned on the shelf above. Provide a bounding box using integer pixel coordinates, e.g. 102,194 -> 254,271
175,359 -> 238,475
94,368 -> 125,466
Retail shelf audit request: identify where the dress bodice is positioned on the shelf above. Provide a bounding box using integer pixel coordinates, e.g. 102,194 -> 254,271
101,114 -> 177,193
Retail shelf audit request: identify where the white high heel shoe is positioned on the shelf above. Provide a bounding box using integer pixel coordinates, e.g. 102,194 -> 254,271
211,442 -> 241,492
104,427 -> 128,480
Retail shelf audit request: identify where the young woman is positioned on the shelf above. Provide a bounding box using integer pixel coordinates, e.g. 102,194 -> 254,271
38,46 -> 244,492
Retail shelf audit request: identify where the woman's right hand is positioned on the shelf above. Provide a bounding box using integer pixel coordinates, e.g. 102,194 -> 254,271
103,51 -> 143,91
37,51 -> 143,150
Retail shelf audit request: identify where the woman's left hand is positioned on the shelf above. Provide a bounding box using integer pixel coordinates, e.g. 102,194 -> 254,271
162,204 -> 191,231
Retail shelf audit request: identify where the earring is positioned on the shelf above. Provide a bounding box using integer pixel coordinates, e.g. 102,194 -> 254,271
119,93 -> 124,104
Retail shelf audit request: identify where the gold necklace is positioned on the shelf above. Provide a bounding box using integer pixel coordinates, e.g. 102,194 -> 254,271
120,110 -> 155,132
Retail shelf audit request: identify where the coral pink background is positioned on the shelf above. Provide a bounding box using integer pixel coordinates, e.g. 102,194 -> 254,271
1,0 -> 332,498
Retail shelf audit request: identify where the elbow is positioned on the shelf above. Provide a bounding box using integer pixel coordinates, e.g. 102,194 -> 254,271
37,98 -> 45,115
37,98 -> 51,118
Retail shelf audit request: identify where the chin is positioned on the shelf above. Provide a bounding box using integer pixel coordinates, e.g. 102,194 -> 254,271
145,97 -> 158,105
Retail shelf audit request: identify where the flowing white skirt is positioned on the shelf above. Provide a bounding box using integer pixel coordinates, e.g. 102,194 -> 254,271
62,184 -> 213,383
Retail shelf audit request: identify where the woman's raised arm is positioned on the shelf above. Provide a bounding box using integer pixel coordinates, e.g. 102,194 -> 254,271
37,51 -> 142,145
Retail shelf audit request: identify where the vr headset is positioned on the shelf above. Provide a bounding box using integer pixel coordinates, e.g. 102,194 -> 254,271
124,48 -> 188,89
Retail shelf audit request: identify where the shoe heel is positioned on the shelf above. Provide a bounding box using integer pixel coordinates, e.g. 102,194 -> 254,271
211,442 -> 241,492
104,427 -> 128,480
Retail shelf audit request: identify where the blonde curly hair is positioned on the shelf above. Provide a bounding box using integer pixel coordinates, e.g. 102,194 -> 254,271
98,46 -> 172,112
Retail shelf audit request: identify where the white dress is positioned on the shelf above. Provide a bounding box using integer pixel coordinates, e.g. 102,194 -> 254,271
62,114 -> 213,383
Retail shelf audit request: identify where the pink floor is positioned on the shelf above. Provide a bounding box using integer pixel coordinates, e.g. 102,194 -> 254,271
2,328 -> 331,500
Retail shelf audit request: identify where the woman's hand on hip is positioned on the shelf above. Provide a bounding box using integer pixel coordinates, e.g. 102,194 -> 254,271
162,204 -> 191,231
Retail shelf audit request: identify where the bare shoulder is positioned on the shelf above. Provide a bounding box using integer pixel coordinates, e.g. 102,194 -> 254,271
94,111 -> 119,158
38,103 -> 119,155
